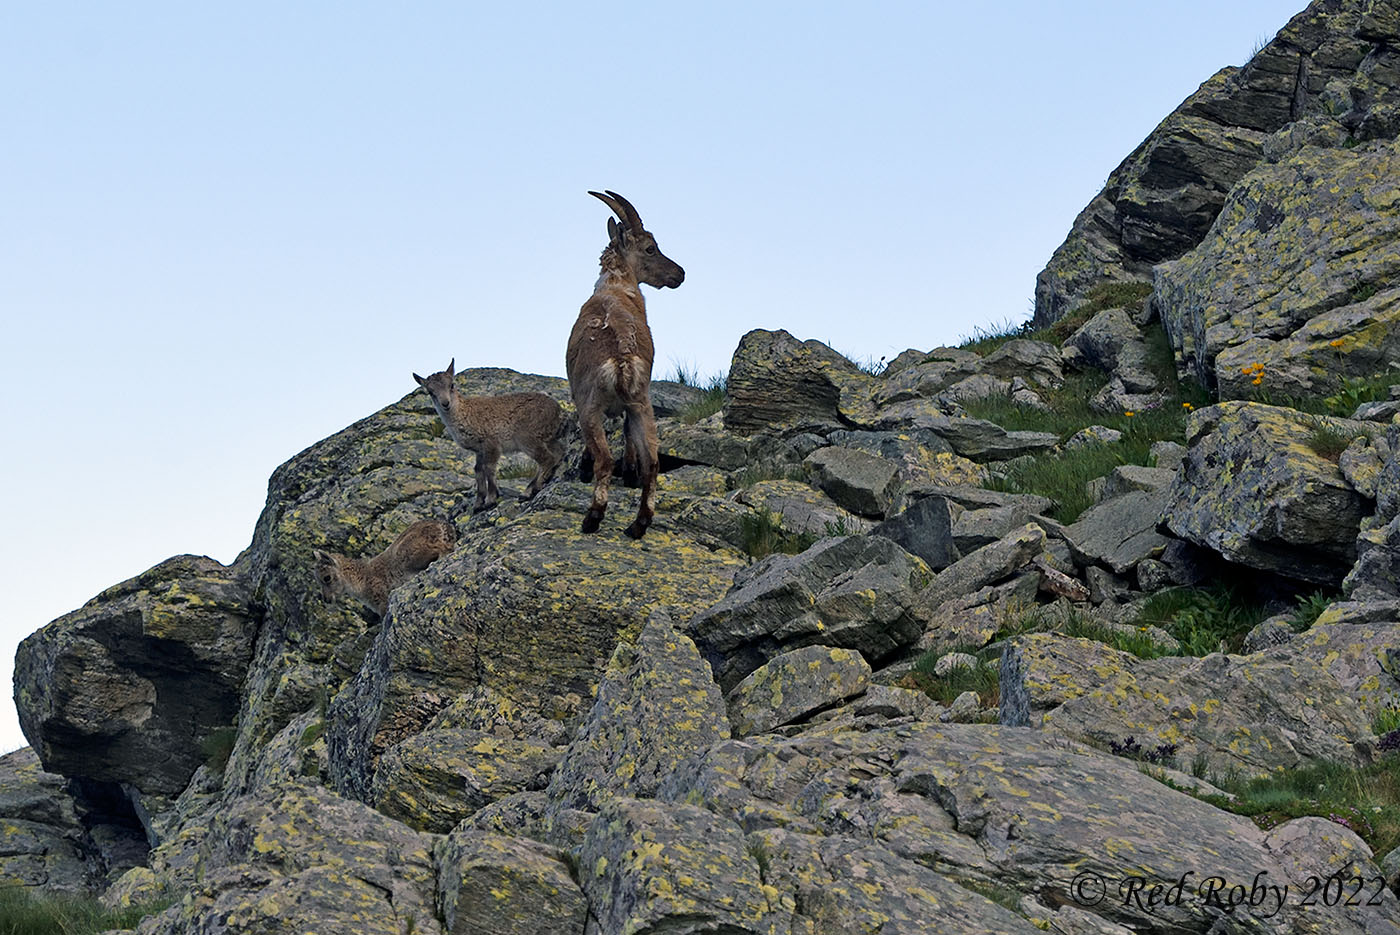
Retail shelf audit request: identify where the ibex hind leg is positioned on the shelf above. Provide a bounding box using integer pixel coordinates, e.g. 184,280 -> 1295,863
622,404 -> 659,540
619,411 -> 642,488
579,416 -> 613,534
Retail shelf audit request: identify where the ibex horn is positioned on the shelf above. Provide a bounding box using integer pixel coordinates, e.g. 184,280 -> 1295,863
589,190 -> 643,230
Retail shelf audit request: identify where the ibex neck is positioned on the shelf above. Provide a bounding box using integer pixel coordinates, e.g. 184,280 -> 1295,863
594,245 -> 640,294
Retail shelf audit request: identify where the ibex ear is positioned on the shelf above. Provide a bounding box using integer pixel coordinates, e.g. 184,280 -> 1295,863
413,372 -> 426,387
312,548 -> 332,565
447,358 -> 455,377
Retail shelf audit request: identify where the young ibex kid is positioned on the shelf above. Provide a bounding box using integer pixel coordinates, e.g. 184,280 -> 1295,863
413,360 -> 566,512
565,190 -> 685,539
314,518 -> 456,617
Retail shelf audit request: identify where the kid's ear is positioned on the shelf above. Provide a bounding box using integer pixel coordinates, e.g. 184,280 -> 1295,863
447,358 -> 455,377
413,373 -> 426,387
312,549 -> 331,564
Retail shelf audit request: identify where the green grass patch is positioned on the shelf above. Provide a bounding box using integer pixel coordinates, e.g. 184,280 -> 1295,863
200,726 -> 238,772
958,282 -> 1155,357
1195,758 -> 1400,855
1305,419 -> 1354,462
1132,586 -> 1268,656
1060,613 -> 1176,659
739,511 -> 818,560
956,318 -> 1035,356
0,887 -> 169,935
905,654 -> 1000,707
676,373 -> 727,424
1290,590 -> 1336,630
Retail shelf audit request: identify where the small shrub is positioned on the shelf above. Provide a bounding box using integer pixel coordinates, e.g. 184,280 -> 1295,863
1321,371 -> 1400,417
745,838 -> 771,884
1191,752 -> 1210,779
1375,708 -> 1400,737
1108,736 -> 1179,766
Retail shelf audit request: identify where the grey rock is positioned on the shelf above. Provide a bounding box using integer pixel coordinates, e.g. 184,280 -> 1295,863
803,445 -> 900,517
870,495 -> 961,571
648,379 -> 705,419
1133,558 -> 1174,593
1241,617 -> 1299,654
577,798 -> 787,935
1064,488 -> 1172,575
1150,440 -> 1188,469
726,645 -> 872,737
979,339 -> 1064,388
933,652 -> 978,676
938,690 -> 985,724
922,523 -> 1046,608
1065,425 -> 1124,448
690,535 -> 930,692
724,328 -> 876,433
434,830 -> 586,935
546,613 -> 730,812
14,554 -> 256,798
1163,402 -> 1382,585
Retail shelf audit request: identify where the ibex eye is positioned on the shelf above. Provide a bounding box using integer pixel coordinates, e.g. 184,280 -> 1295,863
646,246 -> 656,255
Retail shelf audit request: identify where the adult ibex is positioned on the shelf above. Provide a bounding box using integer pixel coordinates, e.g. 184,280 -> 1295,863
566,190 -> 684,539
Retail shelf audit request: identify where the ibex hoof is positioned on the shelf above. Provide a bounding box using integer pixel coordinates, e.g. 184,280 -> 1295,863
472,502 -> 495,515
581,510 -> 604,534
624,520 -> 648,540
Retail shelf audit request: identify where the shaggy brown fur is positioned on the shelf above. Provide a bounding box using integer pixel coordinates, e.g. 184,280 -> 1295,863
314,518 -> 456,616
413,360 -> 566,512
565,190 -> 684,539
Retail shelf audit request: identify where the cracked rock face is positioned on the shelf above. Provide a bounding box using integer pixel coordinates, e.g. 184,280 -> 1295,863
1036,0 -> 1400,325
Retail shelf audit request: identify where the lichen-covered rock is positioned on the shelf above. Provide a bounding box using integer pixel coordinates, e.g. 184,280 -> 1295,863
14,554 -> 256,798
577,798 -> 787,935
663,720 -> 1400,933
728,479 -> 868,537
658,420 -> 755,471
545,613 -> 729,813
1158,138 -> 1400,398
434,830 -> 586,935
869,407 -> 1059,462
726,645 -> 871,737
689,535 -> 931,692
921,522 -> 1046,607
1036,1 -> 1399,324
1162,401 -> 1382,584
327,489 -> 746,804
1064,488 -> 1172,574
824,428 -> 983,488
133,781 -> 444,935
724,328 -> 876,433
802,445 -> 899,517
978,339 -> 1065,389
1000,625 -> 1400,776
0,747 -> 145,894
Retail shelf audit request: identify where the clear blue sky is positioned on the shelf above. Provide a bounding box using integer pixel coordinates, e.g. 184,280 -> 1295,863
0,1 -> 1306,753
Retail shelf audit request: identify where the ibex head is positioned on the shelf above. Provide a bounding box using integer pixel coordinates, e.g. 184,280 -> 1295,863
312,548 -> 346,602
412,359 -> 457,410
590,190 -> 685,289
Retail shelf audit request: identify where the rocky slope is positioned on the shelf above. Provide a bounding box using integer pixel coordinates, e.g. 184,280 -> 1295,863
7,2 -> 1400,932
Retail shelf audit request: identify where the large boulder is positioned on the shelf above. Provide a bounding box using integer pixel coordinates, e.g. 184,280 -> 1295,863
1000,622 -> 1400,776
326,483 -> 745,807
1157,138 -> 1400,397
1036,0 -> 1397,324
14,554 -> 256,798
688,536 -> 931,692
725,644 -> 871,737
545,613 -> 730,813
661,720 -> 1400,934
724,328 -> 876,433
1162,401 -> 1383,585
434,830 -> 586,935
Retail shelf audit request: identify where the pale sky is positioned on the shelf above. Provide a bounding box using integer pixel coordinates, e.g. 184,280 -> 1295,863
0,1 -> 1307,753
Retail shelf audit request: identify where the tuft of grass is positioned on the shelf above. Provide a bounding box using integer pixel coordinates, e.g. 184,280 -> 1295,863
676,373 -> 727,424
739,511 -> 818,560
727,463 -> 807,491
1304,416 -> 1354,462
905,654 -> 1000,707
1194,758 -> 1400,855
1059,613 -> 1175,660
1132,586 -> 1268,656
1375,707 -> 1400,736
1290,590 -> 1336,631
957,318 -> 1034,356
0,887 -> 170,934
200,726 -> 238,772
745,838 -> 771,885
